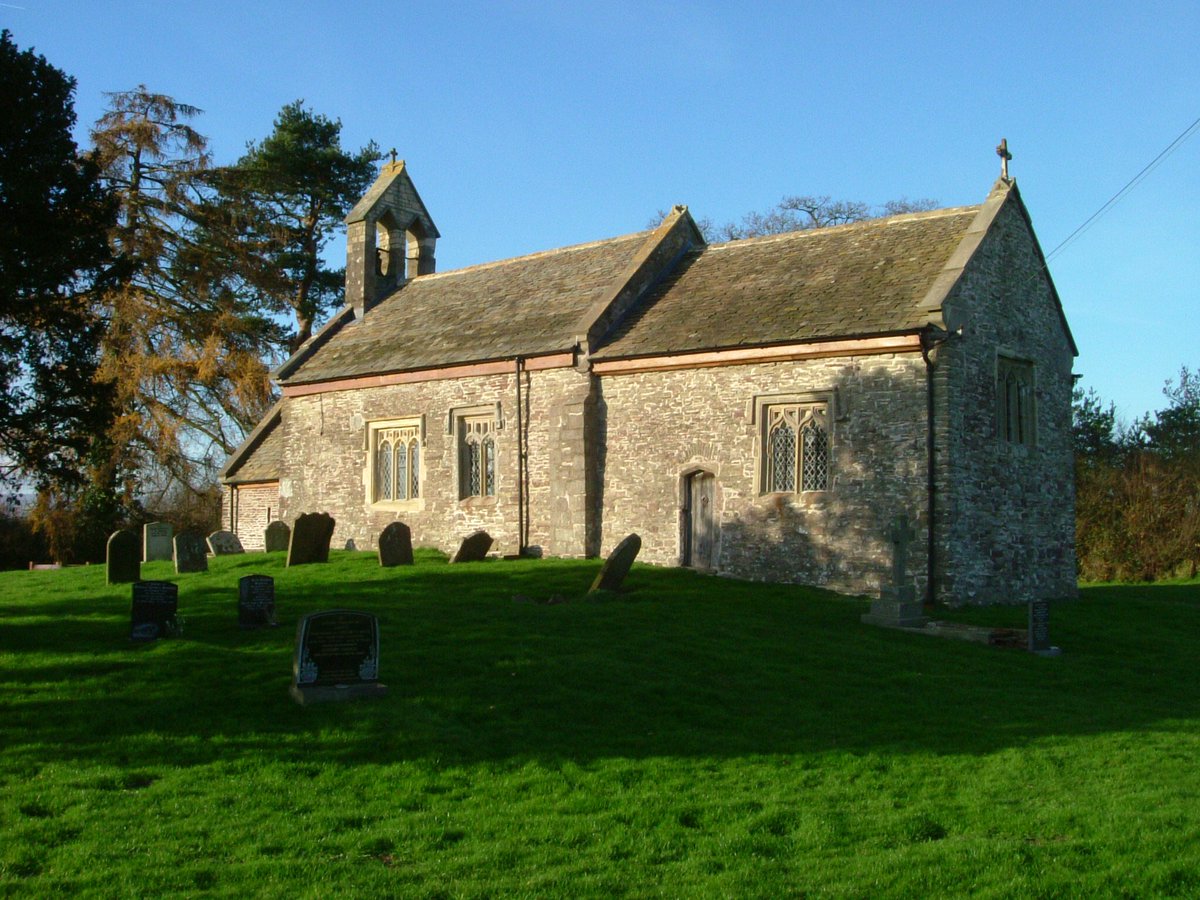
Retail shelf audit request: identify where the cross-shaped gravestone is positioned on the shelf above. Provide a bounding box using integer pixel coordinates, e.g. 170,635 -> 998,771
888,514 -> 916,592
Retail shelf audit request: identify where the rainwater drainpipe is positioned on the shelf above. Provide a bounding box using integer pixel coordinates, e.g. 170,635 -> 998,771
920,326 -> 950,607
515,356 -> 526,555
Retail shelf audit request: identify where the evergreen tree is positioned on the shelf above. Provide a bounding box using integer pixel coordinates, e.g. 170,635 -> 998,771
211,101 -> 381,352
0,30 -> 116,497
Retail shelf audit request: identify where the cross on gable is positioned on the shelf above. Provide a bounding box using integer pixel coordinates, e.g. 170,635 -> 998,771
996,138 -> 1012,180
888,514 -> 916,587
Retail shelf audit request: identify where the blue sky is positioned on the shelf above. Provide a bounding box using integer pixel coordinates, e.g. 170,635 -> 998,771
5,0 -> 1197,423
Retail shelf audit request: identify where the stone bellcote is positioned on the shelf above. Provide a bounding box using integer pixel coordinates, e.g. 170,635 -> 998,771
344,160 -> 440,318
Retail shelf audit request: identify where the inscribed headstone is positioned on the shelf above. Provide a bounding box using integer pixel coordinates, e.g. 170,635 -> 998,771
173,532 -> 208,574
1028,599 -> 1055,654
287,512 -> 336,567
377,522 -> 414,567
207,530 -> 244,555
238,574 -> 277,628
264,520 -> 291,552
290,609 -> 386,704
106,530 -> 140,585
142,522 -> 173,562
588,533 -> 641,593
450,530 -> 493,563
130,580 -> 179,642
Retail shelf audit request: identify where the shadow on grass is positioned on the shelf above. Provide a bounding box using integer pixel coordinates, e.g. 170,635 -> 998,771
2,555 -> 1198,770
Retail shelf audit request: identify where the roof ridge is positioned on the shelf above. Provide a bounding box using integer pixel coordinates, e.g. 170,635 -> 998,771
409,229 -> 655,282
704,204 -> 983,251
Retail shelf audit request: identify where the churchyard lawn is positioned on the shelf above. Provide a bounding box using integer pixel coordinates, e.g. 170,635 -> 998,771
1,552 -> 1198,896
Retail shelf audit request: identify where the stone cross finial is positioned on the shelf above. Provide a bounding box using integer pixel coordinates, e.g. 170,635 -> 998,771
996,138 -> 1012,180
888,514 -> 916,589
389,147 -> 398,165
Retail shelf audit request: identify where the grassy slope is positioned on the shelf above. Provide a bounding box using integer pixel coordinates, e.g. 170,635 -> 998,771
1,553 -> 1198,898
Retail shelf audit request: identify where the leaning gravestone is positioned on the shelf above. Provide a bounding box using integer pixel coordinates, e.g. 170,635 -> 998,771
142,522 -> 173,562
287,512 -> 336,567
450,530 -> 493,563
588,533 -> 642,594
377,522 -> 414,567
107,530 -> 141,584
173,532 -> 208,574
861,514 -> 926,628
130,580 -> 179,642
238,574 -> 277,628
264,520 -> 291,552
290,610 -> 386,705
207,530 -> 244,556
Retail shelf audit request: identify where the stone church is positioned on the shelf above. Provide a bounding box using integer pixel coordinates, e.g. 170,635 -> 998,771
221,157 -> 1078,604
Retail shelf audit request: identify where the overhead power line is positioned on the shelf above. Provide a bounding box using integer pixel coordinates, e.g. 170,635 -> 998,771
1045,114 -> 1200,264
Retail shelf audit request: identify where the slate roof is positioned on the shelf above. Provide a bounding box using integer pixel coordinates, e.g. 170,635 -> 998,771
279,230 -> 654,385
594,205 -> 980,359
221,404 -> 282,484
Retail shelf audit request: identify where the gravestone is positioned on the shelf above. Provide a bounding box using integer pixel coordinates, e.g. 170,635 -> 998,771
238,574 -> 277,628
142,522 -> 173,562
345,538 -> 357,551
287,512 -> 336,567
290,609 -> 387,705
450,530 -> 493,563
377,522 -> 414,567
106,530 -> 140,584
588,533 -> 642,594
130,580 -> 179,642
1027,599 -> 1061,655
207,530 -> 244,555
173,532 -> 208,574
264,520 -> 291,552
861,514 -> 927,628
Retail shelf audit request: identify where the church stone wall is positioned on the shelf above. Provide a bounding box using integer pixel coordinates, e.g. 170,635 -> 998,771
224,482 -> 279,552
596,354 -> 930,596
274,366 -> 592,558
935,199 -> 1077,604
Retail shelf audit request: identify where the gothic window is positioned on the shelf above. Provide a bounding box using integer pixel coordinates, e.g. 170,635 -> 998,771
997,357 -> 1036,446
369,419 -> 421,505
460,416 -> 496,499
764,403 -> 829,493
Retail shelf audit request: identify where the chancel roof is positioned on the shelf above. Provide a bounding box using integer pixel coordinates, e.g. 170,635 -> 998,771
593,206 -> 980,359
279,230 -> 654,385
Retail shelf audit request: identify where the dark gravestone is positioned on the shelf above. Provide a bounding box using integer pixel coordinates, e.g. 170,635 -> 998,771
1027,599 -> 1060,655
290,610 -> 387,705
378,522 -> 414,567
142,522 -> 173,562
130,580 -> 179,642
287,512 -> 336,567
264,520 -> 291,553
173,532 -> 208,574
207,530 -> 245,555
450,530 -> 493,563
588,533 -> 642,594
238,574 -> 277,628
107,530 -> 141,585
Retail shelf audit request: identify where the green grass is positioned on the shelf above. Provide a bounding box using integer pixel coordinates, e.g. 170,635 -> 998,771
2,552 -> 1198,897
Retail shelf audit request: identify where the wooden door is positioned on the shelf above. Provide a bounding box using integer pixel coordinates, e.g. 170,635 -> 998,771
683,471 -> 716,570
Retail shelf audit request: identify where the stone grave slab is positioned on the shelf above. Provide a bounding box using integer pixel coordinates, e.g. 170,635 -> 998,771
589,533 -> 642,594
238,574 -> 277,628
290,609 -> 386,705
173,532 -> 208,574
450,530 -> 493,563
130,580 -> 179,642
287,512 -> 336,567
107,530 -> 140,584
142,522 -> 173,562
264,520 -> 291,552
207,530 -> 245,556
1027,598 -> 1061,655
378,522 -> 414,567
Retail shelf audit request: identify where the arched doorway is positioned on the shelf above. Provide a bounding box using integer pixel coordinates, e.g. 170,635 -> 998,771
681,470 -> 718,571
